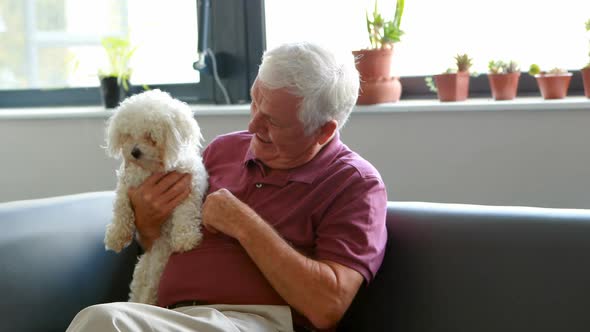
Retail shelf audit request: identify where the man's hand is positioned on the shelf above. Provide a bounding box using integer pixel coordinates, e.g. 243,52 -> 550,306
202,188 -> 363,329
201,188 -> 260,240
128,172 -> 192,250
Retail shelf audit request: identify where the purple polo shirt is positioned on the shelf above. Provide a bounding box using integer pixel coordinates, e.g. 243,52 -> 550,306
158,130 -> 388,310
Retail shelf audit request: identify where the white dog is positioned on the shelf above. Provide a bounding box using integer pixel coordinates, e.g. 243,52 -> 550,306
104,89 -> 208,305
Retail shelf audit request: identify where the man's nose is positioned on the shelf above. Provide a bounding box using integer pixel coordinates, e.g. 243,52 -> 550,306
248,110 -> 263,133
131,146 -> 142,159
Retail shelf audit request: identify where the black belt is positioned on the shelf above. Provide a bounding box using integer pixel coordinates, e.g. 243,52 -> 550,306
294,325 -> 317,332
165,300 -> 208,310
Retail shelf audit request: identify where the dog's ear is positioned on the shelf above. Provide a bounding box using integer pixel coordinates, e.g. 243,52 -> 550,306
163,121 -> 182,169
162,102 -> 203,169
181,111 -> 203,152
104,114 -> 123,158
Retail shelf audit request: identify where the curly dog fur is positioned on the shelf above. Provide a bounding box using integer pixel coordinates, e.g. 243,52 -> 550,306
104,89 -> 208,305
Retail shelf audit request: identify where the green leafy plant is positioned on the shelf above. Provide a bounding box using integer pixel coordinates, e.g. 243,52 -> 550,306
99,35 -> 137,91
366,0 -> 404,49
488,60 -> 519,74
528,64 -> 568,76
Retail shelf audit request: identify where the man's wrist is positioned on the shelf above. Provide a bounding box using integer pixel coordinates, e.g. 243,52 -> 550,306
136,229 -> 160,250
236,213 -> 266,245
136,216 -> 161,241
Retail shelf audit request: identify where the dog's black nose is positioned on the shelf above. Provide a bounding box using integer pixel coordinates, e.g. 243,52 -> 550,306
131,146 -> 142,159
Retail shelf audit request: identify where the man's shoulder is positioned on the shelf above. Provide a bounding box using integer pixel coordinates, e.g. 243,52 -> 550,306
208,130 -> 252,147
335,143 -> 382,181
206,131 -> 252,152
203,131 -> 252,163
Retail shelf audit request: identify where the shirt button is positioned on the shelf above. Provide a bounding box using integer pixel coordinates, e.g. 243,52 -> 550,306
255,183 -> 263,188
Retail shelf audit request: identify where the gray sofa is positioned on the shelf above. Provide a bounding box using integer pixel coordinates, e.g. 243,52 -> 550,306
1,192 -> 589,332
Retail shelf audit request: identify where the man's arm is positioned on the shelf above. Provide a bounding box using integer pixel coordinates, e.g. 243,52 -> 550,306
202,188 -> 364,329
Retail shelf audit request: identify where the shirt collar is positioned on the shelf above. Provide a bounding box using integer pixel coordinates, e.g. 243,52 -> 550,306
243,131 -> 342,184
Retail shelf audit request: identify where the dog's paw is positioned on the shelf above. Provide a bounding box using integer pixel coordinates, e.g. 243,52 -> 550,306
104,224 -> 133,252
170,228 -> 202,253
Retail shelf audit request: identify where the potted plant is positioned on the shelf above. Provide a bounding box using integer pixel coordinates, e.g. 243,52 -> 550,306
353,0 -> 404,105
98,36 -> 137,108
425,54 -> 473,102
487,60 -> 520,100
581,19 -> 590,98
528,64 -> 572,100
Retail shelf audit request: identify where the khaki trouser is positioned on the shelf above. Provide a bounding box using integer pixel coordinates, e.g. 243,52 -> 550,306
66,302 -> 294,332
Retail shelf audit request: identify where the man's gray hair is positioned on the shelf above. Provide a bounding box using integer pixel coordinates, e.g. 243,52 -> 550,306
257,42 -> 360,135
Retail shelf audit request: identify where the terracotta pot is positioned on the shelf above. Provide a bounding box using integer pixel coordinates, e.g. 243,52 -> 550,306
581,67 -> 590,98
352,48 -> 393,81
488,72 -> 520,100
534,74 -> 572,99
434,71 -> 470,102
357,77 -> 402,105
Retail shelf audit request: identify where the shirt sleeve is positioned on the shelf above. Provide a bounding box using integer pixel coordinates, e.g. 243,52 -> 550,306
313,169 -> 388,283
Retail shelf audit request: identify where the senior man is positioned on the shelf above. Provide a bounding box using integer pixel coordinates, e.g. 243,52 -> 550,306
67,42 -> 387,332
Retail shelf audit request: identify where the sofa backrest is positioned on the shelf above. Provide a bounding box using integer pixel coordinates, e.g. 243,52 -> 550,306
2,193 -> 590,332
339,202 -> 590,332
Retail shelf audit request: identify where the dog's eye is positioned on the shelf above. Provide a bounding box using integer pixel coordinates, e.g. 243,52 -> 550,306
144,132 -> 157,146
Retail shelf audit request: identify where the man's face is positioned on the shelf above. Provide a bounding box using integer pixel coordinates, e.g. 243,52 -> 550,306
248,80 -> 321,170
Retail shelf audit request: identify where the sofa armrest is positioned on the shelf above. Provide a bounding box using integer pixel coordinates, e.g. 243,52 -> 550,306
0,192 -> 138,332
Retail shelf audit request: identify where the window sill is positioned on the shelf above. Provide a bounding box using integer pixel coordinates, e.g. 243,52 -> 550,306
355,96 -> 590,113
0,97 -> 589,120
0,104 -> 252,120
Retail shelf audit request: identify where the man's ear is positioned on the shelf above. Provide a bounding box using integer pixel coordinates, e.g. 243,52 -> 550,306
317,120 -> 338,145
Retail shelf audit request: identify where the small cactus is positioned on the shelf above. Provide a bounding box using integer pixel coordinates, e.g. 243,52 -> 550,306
455,54 -> 473,72
528,64 -> 568,76
489,60 -> 520,74
547,67 -> 568,75
506,61 -> 519,73
528,64 -> 541,76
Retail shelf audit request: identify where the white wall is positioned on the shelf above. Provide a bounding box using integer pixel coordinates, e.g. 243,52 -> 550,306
1,105 -> 589,209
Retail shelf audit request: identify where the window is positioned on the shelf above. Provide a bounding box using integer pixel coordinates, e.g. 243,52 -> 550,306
265,0 -> 590,99
0,0 -> 264,107
265,0 -> 590,76
4,0 -> 586,108
0,0 -> 199,90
